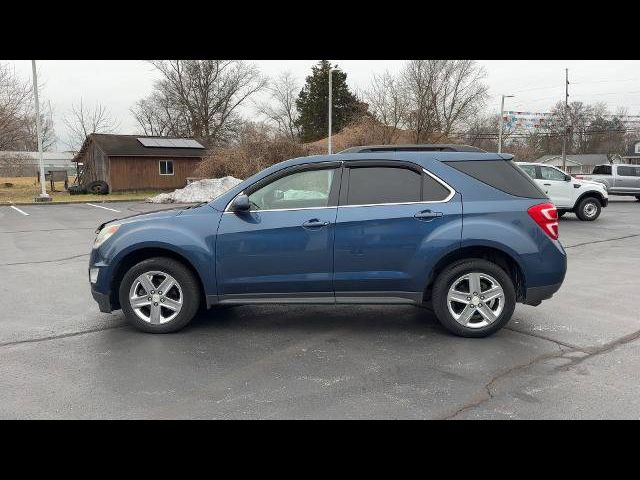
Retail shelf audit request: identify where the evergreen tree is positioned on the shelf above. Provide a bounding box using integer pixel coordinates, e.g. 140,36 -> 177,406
295,60 -> 366,142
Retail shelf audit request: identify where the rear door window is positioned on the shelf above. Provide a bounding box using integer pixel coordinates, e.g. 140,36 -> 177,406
444,160 -> 547,198
345,167 -> 421,205
519,164 -> 537,179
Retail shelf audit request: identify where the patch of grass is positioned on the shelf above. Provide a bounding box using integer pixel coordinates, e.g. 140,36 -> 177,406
0,177 -> 164,204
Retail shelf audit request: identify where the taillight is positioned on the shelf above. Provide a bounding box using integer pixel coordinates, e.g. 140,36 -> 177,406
527,202 -> 559,240
574,175 -> 584,179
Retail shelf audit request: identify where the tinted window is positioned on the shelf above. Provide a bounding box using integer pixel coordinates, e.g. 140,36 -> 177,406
346,167 -> 421,205
618,166 -> 637,177
444,160 -> 546,199
540,166 -> 567,181
423,173 -> 452,201
519,164 -> 537,179
248,168 -> 335,210
592,165 -> 612,175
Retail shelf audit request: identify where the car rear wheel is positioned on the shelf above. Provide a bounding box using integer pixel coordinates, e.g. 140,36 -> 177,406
431,259 -> 516,338
119,257 -> 201,333
575,197 -> 601,221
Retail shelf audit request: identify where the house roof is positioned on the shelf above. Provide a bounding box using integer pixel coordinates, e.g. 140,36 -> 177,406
535,154 -> 616,166
73,134 -> 207,161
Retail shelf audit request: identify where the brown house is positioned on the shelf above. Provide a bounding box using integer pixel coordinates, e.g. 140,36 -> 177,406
73,134 -> 207,193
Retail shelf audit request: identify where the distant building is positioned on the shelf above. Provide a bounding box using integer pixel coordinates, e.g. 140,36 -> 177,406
72,134 -> 207,192
622,140 -> 640,165
0,150 -> 75,177
534,154 -> 622,174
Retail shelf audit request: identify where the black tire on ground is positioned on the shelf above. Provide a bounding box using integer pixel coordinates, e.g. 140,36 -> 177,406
557,210 -> 567,218
119,257 -> 201,333
431,259 -> 516,338
86,180 -> 109,195
635,196 -> 640,202
575,196 -> 601,221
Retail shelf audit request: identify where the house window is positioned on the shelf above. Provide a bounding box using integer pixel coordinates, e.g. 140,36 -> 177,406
635,142 -> 640,154
159,160 -> 174,175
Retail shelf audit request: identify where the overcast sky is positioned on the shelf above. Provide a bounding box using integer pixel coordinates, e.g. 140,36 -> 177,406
6,60 -> 640,150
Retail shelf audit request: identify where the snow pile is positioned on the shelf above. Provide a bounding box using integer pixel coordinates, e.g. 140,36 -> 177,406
147,176 -> 243,204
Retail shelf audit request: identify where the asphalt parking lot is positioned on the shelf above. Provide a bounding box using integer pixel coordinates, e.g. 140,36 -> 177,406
1,199 -> 640,419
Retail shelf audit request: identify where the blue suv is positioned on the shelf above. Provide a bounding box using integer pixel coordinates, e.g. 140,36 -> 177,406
89,145 -> 566,337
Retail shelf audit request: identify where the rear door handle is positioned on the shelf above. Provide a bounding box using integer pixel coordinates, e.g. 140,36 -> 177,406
302,218 -> 330,229
414,210 -> 443,220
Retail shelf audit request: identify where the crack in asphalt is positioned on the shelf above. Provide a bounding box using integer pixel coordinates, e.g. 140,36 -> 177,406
441,328 -> 640,419
564,233 -> 640,249
0,253 -> 89,267
504,326 -> 585,351
0,323 -> 126,349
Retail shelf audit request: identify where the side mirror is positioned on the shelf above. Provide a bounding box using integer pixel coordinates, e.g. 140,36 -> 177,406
564,174 -> 572,181
230,194 -> 251,212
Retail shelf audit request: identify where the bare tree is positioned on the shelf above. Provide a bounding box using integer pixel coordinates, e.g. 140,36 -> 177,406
362,71 -> 408,144
63,98 -> 119,151
131,60 -> 267,146
399,60 -> 488,142
254,71 -> 300,141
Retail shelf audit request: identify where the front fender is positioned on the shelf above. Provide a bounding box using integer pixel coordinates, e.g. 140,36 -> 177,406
99,214 -> 219,296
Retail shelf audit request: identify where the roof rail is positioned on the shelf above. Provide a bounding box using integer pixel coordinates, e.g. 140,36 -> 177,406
339,144 -> 486,154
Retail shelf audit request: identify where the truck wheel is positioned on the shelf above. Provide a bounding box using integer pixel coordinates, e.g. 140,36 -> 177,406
119,257 -> 201,333
431,259 -> 516,338
576,197 -> 601,221
86,180 -> 109,195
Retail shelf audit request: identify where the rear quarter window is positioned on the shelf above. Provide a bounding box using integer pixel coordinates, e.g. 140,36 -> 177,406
444,160 -> 547,199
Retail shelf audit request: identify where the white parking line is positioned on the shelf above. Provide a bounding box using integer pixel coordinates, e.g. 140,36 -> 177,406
10,206 -> 29,216
86,203 -> 121,213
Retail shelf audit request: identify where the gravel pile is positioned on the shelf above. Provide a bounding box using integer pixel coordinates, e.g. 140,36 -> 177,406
147,177 -> 243,204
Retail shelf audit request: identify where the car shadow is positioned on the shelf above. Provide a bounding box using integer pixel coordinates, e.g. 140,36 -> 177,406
186,303 -> 446,336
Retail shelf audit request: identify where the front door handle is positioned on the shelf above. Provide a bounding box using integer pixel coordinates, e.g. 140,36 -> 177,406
543,183 -> 552,186
414,210 -> 443,221
302,218 -> 330,229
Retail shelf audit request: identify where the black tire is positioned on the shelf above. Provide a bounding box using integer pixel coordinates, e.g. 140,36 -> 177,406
119,257 -> 201,333
86,180 -> 109,195
575,196 -> 601,221
557,210 -> 567,218
635,196 -> 640,202
432,259 -> 516,338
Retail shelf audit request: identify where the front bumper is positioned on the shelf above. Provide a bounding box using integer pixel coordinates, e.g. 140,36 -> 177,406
523,282 -> 562,306
91,286 -> 113,313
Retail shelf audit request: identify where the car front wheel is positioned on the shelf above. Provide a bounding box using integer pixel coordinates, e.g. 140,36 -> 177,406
431,259 -> 516,338
575,197 -> 601,221
119,257 -> 201,333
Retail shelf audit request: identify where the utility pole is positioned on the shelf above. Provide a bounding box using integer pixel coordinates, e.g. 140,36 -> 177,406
31,60 -> 50,202
498,94 -> 514,154
561,68 -> 569,171
328,67 -> 333,154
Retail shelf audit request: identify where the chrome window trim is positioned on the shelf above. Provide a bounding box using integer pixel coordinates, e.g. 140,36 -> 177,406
224,165 -> 456,212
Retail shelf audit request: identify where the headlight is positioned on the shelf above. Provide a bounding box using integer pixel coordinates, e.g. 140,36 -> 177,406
94,224 -> 120,249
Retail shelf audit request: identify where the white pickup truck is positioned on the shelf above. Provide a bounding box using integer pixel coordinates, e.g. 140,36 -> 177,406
574,164 -> 640,201
517,162 -> 609,221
